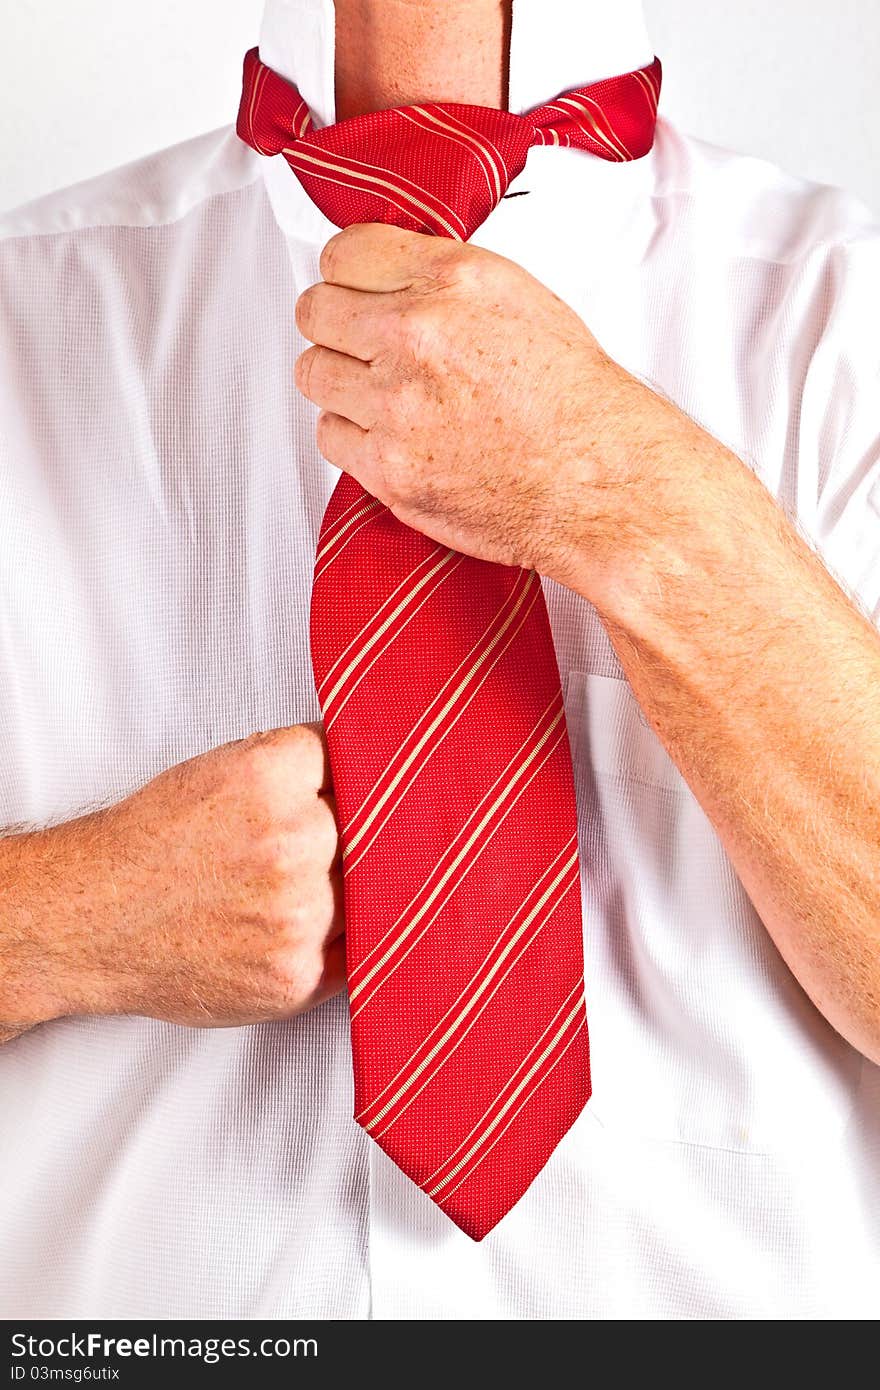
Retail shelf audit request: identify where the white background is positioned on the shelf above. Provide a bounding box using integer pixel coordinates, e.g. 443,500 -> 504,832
2,0 -> 879,216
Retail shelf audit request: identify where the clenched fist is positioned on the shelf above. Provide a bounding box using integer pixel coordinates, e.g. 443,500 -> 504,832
0,724 -> 345,1035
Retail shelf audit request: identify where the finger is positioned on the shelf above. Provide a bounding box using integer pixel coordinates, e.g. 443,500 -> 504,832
295,282 -> 383,361
277,799 -> 339,873
308,793 -> 341,866
312,934 -> 347,1006
319,790 -> 340,833
295,346 -> 379,429
320,223 -> 450,292
298,721 -> 332,793
314,412 -> 375,491
245,723 -> 332,793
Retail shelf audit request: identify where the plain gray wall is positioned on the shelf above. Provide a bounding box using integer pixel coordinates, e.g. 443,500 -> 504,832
2,1 -> 878,216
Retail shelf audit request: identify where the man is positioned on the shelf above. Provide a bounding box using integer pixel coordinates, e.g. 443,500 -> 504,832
0,0 -> 878,1318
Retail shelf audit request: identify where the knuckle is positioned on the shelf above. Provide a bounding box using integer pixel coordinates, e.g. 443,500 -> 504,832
285,894 -> 317,942
317,804 -> 341,859
278,721 -> 311,757
299,954 -> 328,1001
256,832 -> 295,883
239,730 -> 280,769
450,243 -> 486,289
242,724 -> 318,808
245,724 -> 307,757
263,881 -> 303,931
239,742 -> 286,810
286,871 -> 334,935
295,815 -> 338,874
241,727 -> 282,748
396,305 -> 440,360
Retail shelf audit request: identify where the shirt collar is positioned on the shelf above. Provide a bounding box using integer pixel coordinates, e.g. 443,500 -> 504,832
256,0 -> 656,242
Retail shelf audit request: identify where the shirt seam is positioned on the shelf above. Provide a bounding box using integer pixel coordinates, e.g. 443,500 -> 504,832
645,189 -> 879,271
0,160 -> 264,244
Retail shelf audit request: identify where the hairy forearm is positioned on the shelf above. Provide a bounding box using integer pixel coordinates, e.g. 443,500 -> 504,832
0,815 -> 113,1033
570,417 -> 880,1063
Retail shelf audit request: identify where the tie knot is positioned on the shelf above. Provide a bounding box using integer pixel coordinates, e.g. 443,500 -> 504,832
287,104 -> 536,240
237,48 -> 661,240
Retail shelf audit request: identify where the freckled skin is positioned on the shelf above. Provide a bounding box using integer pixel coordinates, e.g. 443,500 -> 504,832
334,0 -> 512,119
295,225 -> 650,582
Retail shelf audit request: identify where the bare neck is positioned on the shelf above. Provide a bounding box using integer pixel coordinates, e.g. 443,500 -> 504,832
333,0 -> 512,120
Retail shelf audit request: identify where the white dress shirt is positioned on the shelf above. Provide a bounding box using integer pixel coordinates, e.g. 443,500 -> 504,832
1,0 -> 878,1320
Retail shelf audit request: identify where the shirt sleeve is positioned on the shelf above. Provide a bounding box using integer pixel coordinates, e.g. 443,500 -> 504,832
797,230 -> 880,624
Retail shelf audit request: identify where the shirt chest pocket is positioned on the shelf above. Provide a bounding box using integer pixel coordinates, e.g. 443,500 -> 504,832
564,670 -> 862,1155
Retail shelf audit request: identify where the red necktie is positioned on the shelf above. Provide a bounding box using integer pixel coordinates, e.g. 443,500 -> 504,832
237,48 -> 661,1240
